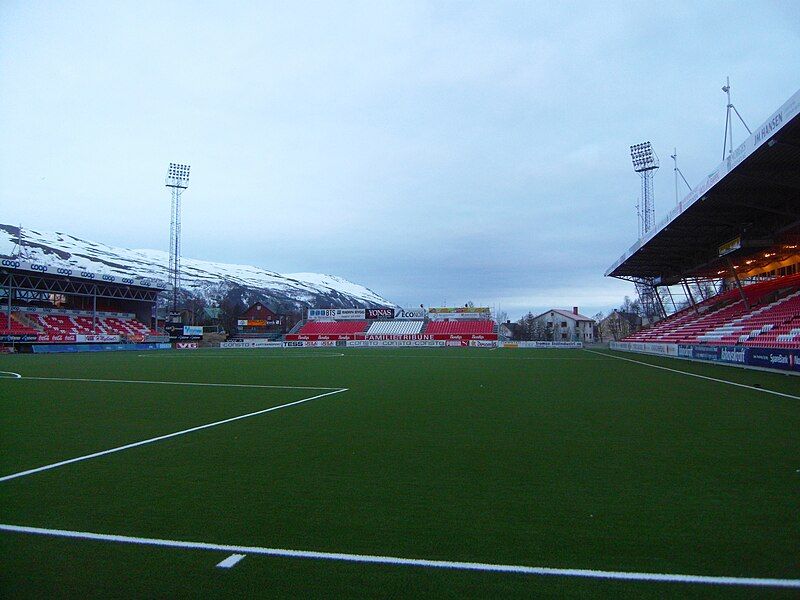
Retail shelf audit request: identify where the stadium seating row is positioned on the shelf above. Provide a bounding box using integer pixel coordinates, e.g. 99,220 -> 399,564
1,311 -> 155,338
623,281 -> 800,349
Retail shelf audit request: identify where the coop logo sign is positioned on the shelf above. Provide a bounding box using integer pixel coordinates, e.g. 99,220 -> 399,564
2,259 -> 21,268
30,263 -> 48,272
57,268 -> 72,276
81,271 -> 95,279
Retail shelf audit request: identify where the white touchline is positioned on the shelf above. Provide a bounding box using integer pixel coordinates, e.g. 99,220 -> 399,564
0,388 -> 348,483
0,524 -> 798,589
0,371 -> 22,378
5,375 -> 341,391
584,350 -> 800,400
216,554 -> 246,569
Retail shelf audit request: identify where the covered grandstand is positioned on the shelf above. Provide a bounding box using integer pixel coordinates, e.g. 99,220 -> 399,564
607,88 -> 800,369
285,306 -> 498,344
1,258 -> 164,350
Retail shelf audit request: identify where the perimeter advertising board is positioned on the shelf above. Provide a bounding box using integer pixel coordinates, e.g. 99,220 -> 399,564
220,340 -> 283,349
614,342 -> 799,373
365,308 -> 395,319
307,308 -> 366,320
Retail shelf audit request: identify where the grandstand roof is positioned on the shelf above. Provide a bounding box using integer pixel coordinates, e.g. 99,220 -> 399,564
606,88 -> 800,284
1,258 -> 164,290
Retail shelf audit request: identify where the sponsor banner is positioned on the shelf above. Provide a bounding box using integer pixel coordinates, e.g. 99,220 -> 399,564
611,341 -> 676,356
617,342 -> 800,373
747,348 -> 800,372
183,326 -> 203,337
346,340 -> 445,347
238,319 -> 281,327
428,307 -> 491,314
470,340 -> 498,348
718,346 -> 747,365
0,259 -> 161,288
0,346 -> 15,353
365,308 -> 395,320
393,308 -> 426,319
307,308 -> 366,320
221,340 -> 284,349
433,334 -> 498,341
175,342 -> 199,350
76,334 -> 120,343
36,334 -> 77,343
691,345 -> 721,362
510,341 -> 584,349
32,343 -> 171,354
718,237 -> 742,257
365,334 -> 436,341
0,334 -> 38,343
428,313 -> 491,321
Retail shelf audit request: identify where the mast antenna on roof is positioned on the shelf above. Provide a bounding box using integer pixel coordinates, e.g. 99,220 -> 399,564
11,224 -> 28,260
722,77 -> 752,159
670,148 -> 692,206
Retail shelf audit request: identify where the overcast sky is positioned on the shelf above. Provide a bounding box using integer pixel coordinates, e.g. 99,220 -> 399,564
1,2 -> 798,318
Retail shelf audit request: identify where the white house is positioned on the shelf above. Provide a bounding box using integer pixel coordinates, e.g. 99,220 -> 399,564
533,307 -> 595,342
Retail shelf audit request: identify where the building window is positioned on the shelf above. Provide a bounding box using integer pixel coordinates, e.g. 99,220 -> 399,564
561,321 -> 567,327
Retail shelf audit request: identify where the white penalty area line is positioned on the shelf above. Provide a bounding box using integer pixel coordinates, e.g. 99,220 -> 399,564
585,349 -> 800,400
1,374 -> 340,391
1,524 -> 798,589
0,388 -> 348,484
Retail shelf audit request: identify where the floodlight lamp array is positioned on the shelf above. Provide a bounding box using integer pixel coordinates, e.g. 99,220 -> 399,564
167,163 -> 190,181
630,142 -> 658,172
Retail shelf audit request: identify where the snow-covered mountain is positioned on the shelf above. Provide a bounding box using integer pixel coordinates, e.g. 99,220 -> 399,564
0,224 -> 394,311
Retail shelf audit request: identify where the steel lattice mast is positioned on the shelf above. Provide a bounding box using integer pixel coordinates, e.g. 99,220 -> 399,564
630,142 -> 659,237
165,163 -> 190,313
629,142 -> 664,321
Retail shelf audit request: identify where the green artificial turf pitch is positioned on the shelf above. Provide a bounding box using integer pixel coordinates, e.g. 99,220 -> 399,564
0,347 -> 798,598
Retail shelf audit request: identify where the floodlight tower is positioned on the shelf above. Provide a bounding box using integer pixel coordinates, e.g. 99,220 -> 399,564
165,163 -> 190,313
630,141 -> 659,237
629,142 -> 665,322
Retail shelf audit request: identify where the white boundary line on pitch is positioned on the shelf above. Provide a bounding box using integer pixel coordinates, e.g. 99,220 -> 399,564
1,375 -> 340,391
1,524 -> 798,589
135,353 -> 346,359
0,388 -> 348,483
585,349 -> 800,400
